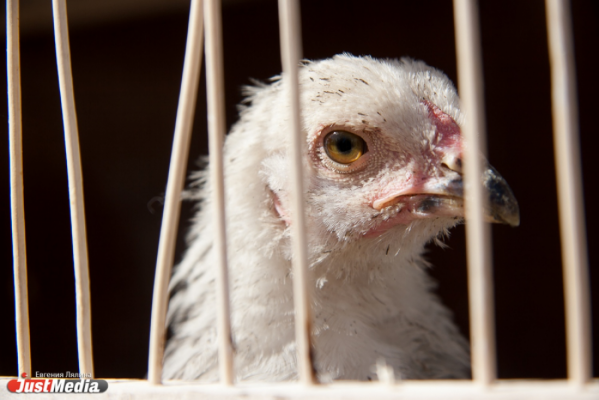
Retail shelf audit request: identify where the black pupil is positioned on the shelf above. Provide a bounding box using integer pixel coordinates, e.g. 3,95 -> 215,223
336,136 -> 353,154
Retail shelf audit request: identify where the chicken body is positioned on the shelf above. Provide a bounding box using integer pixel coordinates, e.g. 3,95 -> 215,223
163,54 -> 518,381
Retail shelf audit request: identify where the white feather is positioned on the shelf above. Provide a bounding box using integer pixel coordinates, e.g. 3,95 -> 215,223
163,54 -> 470,381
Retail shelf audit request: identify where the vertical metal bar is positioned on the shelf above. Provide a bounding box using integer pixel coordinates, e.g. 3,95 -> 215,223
277,0 -> 315,385
7,0 -> 32,380
204,0 -> 234,385
545,0 -> 592,386
147,0 -> 204,384
51,0 -> 94,378
453,0 -> 496,386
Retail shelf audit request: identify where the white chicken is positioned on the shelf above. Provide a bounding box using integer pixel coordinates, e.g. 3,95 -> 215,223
163,54 -> 519,381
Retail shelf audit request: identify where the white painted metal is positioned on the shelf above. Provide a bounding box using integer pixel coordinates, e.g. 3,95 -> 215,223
204,0 -> 235,386
147,0 -> 205,385
277,0 -> 315,386
453,0 -> 496,386
51,0 -> 94,378
545,0 -> 593,386
7,0 -> 32,380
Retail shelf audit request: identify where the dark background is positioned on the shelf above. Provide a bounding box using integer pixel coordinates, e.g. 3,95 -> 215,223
1,0 -> 597,380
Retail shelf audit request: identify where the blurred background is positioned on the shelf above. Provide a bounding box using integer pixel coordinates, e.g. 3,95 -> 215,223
1,0 -> 597,380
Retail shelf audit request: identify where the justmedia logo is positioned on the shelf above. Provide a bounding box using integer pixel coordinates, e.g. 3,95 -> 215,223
7,374 -> 108,394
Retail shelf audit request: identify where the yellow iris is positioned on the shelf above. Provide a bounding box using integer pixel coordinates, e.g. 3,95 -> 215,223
324,131 -> 366,164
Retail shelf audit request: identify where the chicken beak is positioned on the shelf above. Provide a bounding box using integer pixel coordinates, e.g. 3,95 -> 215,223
481,163 -> 520,227
372,160 -> 520,227
442,160 -> 519,227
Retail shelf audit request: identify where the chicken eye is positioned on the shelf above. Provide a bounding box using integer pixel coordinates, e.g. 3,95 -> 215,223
324,131 -> 367,164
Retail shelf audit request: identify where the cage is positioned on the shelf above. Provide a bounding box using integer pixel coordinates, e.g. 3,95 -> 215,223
1,0 -> 598,398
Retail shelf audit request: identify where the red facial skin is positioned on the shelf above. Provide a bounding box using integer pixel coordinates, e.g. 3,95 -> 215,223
273,101 -> 463,239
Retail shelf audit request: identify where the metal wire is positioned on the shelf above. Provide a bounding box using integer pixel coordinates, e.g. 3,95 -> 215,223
453,0 -> 496,386
545,0 -> 592,386
204,0 -> 235,386
277,0 -> 315,385
52,0 -> 94,378
7,0 -> 32,380
147,0 -> 205,384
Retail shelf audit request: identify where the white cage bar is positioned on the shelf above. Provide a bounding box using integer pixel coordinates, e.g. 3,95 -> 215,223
7,0 -> 31,381
147,0 -> 206,384
453,0 -> 496,386
4,0 -> 596,398
545,0 -> 592,386
203,0 -> 235,386
51,0 -> 94,378
278,0 -> 315,386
